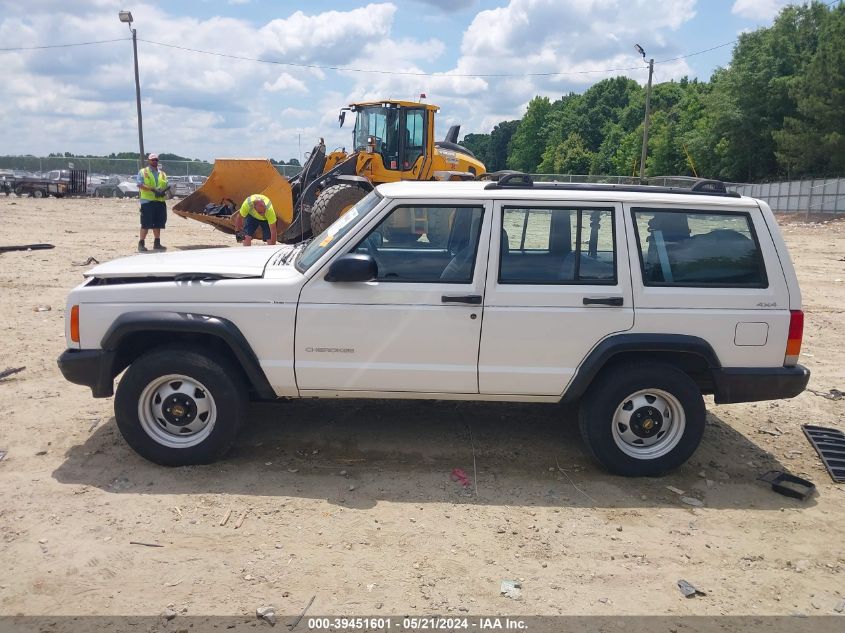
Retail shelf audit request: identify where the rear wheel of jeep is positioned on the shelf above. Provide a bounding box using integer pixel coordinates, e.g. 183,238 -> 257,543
578,360 -> 705,476
114,347 -> 247,466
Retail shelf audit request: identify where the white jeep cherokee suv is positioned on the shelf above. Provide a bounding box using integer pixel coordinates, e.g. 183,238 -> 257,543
58,173 -> 809,476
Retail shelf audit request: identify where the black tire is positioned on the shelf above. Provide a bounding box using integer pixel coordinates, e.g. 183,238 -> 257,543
114,346 -> 248,466
310,184 -> 367,235
577,360 -> 706,477
32,189 -> 44,199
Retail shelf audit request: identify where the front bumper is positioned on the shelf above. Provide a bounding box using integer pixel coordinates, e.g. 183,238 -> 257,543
57,349 -> 117,398
712,365 -> 810,404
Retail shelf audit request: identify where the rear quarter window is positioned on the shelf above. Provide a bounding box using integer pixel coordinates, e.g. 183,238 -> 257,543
632,208 -> 768,288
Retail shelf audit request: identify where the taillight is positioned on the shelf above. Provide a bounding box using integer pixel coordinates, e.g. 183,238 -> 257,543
784,309 -> 803,366
70,305 -> 80,343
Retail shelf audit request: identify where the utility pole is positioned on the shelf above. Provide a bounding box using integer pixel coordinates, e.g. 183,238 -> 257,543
635,45 -> 653,180
119,11 -> 145,166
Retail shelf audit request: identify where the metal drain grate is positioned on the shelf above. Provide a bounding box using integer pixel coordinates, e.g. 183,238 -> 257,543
802,425 -> 845,483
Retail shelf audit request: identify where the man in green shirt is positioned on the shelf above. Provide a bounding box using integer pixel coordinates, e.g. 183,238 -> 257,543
234,194 -> 278,246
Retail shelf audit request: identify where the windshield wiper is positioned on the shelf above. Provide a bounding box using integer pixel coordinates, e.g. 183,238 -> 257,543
174,273 -> 226,282
283,238 -> 313,265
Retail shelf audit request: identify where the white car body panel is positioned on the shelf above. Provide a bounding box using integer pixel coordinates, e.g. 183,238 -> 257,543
479,201 -> 634,395
63,181 -> 806,404
296,199 -> 493,393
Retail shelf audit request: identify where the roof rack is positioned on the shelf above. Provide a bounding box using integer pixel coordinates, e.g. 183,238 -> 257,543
483,171 -> 740,198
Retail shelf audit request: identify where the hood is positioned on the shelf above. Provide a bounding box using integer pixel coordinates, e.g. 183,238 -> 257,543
85,245 -> 289,279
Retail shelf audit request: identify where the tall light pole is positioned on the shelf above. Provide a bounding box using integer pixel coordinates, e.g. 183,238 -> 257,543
635,44 -> 654,180
119,10 -> 145,166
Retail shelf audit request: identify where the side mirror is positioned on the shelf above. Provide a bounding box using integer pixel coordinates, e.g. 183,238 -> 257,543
325,253 -> 377,282
338,111 -> 346,128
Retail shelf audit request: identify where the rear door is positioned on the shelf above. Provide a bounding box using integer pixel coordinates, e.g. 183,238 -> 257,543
296,199 -> 492,394
478,200 -> 634,395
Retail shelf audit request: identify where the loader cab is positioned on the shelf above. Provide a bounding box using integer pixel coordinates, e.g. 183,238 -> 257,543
349,101 -> 435,178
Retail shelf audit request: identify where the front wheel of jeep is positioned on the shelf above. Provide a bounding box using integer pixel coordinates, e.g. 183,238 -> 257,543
578,360 -> 706,477
114,347 -> 247,466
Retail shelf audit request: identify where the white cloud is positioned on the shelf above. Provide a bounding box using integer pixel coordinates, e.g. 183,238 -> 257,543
731,0 -> 791,21
263,73 -> 308,94
0,0 -> 705,162
338,0 -> 697,141
0,2 -> 408,159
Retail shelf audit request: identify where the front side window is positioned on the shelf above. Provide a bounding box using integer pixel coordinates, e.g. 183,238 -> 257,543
500,207 -> 616,284
296,190 -> 383,272
354,205 -> 484,283
632,208 -> 767,287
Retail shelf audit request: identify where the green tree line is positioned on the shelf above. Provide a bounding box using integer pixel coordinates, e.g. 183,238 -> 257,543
460,1 -> 845,182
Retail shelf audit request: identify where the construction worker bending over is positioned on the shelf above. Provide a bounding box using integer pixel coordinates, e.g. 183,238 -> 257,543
235,194 -> 277,246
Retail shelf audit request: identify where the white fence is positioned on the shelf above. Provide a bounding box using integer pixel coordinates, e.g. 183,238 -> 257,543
729,178 -> 845,215
533,174 -> 845,216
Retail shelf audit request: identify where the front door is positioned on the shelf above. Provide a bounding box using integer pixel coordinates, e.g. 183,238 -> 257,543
296,200 -> 491,394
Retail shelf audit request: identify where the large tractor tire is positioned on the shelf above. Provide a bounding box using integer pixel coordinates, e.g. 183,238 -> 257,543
310,184 -> 367,235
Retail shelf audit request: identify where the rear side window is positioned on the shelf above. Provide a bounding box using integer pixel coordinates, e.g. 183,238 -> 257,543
632,209 -> 768,288
499,207 -> 616,284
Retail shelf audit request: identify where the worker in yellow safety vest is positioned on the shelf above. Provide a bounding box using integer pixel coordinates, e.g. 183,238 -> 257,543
136,153 -> 170,252
234,194 -> 278,246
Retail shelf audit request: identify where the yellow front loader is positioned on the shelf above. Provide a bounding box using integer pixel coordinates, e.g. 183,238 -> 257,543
173,100 -> 486,243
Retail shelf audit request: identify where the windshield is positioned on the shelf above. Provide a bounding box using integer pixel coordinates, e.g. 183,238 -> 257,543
295,190 -> 383,272
353,106 -> 402,169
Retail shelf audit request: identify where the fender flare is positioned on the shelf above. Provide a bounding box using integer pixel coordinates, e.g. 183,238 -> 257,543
101,311 -> 276,400
330,175 -> 374,190
560,333 -> 721,403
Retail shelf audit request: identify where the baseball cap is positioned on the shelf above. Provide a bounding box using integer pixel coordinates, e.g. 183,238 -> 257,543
147,153 -> 159,161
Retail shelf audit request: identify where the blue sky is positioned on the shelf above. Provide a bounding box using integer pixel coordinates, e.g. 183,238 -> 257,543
0,0 -> 797,162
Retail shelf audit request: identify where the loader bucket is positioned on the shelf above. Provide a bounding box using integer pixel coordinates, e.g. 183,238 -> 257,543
173,159 -> 293,236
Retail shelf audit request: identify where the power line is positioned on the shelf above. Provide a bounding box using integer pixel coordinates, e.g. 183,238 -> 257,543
656,40 -> 736,63
138,38 -> 646,77
3,0 -> 842,74
0,37 -> 129,51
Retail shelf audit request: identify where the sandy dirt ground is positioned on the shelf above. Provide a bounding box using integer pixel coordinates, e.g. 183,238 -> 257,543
0,196 -> 843,623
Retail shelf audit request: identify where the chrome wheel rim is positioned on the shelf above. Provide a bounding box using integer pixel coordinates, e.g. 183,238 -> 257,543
611,388 -> 686,459
137,374 -> 217,448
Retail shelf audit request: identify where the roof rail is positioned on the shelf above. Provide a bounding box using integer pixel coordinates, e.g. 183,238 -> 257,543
483,171 -> 740,198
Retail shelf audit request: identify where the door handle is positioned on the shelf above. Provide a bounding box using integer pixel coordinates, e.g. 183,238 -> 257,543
583,296 -> 624,307
442,294 -> 482,305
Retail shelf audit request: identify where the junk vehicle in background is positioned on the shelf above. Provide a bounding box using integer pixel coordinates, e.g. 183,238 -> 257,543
173,100 -> 486,244
14,169 -> 88,198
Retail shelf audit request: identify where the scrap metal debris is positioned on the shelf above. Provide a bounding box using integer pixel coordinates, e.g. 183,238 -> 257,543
256,606 -> 277,627
288,595 -> 315,631
802,425 -> 845,482
678,579 -> 707,598
0,243 -> 55,254
73,256 -> 100,266
0,367 -> 25,381
757,470 -> 816,500
500,580 -> 523,600
807,388 -> 844,401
